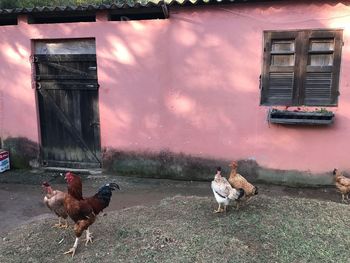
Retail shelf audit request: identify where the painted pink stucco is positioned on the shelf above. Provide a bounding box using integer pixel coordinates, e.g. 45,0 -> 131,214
1,1 -> 350,173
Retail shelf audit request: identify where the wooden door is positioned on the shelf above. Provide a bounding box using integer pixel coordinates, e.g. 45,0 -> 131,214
34,40 -> 101,168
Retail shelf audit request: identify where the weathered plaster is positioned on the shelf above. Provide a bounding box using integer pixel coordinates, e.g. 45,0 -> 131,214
1,1 -> 350,174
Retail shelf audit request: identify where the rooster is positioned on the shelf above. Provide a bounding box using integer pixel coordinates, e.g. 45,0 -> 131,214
228,161 -> 258,209
63,172 -> 120,257
42,182 -> 68,228
211,167 -> 244,213
333,168 -> 350,203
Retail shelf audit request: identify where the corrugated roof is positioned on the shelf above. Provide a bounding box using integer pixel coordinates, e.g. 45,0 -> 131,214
0,0 -> 278,15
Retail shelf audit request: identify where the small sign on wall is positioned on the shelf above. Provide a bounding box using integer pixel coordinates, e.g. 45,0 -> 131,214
0,150 -> 10,173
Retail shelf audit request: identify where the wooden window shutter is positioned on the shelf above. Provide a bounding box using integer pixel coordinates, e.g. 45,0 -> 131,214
302,30 -> 343,106
261,31 -> 298,106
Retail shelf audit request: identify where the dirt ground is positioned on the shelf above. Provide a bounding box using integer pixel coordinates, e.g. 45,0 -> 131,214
0,170 -> 342,236
1,194 -> 350,263
0,177 -> 210,235
0,170 -> 348,263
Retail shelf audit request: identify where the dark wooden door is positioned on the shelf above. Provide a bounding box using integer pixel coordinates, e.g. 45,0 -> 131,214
34,54 -> 101,168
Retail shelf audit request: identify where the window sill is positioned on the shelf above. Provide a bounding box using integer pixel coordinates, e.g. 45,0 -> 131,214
268,109 -> 335,125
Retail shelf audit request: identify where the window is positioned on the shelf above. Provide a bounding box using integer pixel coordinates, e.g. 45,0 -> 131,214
0,15 -> 17,26
28,12 -> 96,24
109,8 -> 167,21
260,29 -> 343,106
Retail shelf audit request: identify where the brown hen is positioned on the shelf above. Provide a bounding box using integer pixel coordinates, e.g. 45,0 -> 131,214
42,182 -> 68,228
333,168 -> 350,203
228,161 -> 258,209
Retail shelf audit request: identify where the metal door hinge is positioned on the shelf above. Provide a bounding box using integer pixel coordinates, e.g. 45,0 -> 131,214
31,56 -> 38,63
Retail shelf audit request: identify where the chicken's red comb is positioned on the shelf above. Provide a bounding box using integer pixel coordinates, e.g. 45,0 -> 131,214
42,181 -> 50,187
229,161 -> 238,167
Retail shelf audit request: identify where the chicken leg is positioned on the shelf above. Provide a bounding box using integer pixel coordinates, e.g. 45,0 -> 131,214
52,217 -> 69,229
61,219 -> 69,229
64,237 -> 79,257
235,201 -> 240,210
85,228 -> 93,246
341,194 -> 349,203
52,217 -> 63,228
214,204 -> 224,213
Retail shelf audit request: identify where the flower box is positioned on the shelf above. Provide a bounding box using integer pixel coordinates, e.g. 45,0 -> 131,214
268,109 -> 335,125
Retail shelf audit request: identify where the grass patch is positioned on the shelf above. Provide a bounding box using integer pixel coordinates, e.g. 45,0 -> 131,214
1,195 -> 349,262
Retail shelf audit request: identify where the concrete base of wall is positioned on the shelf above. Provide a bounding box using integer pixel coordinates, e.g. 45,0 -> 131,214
0,136 -> 334,187
103,148 -> 335,187
256,168 -> 333,187
2,137 -> 39,169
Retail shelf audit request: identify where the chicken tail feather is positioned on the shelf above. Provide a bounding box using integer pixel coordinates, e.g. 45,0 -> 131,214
237,188 -> 245,199
253,186 -> 258,195
228,188 -> 245,200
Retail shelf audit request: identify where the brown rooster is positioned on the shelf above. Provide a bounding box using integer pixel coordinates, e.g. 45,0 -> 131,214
228,161 -> 258,209
42,182 -> 68,228
63,172 -> 120,257
333,168 -> 350,203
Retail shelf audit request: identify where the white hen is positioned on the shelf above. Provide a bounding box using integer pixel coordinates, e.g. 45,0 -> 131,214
211,167 -> 244,213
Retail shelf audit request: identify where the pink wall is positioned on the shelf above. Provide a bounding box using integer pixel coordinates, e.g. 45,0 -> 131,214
1,1 -> 350,173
